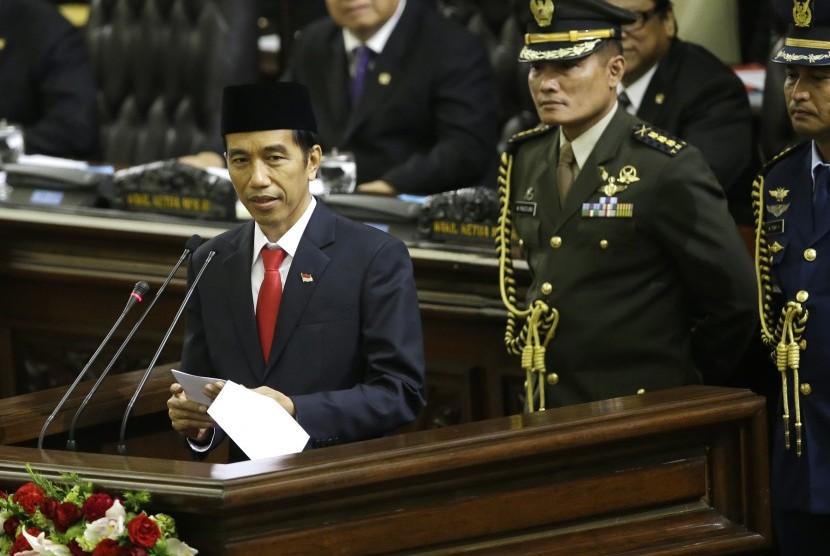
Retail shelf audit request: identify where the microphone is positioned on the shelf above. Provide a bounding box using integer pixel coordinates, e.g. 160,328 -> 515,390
64,234 -> 203,451
37,281 -> 150,449
118,248 -> 217,455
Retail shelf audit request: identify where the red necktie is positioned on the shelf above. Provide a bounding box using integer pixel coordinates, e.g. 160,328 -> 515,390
257,247 -> 286,361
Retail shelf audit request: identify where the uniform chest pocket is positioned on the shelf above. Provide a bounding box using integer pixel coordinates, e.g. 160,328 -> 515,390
576,218 -> 639,251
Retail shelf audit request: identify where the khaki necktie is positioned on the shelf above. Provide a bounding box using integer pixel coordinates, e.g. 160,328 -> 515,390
557,141 -> 577,203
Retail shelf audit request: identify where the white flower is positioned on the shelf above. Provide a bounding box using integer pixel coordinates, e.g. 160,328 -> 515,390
0,509 -> 8,530
83,498 -> 126,545
165,537 -> 200,555
17,530 -> 72,556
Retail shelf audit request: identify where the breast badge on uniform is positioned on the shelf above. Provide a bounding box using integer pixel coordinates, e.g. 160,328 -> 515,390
633,124 -> 687,156
582,165 -> 636,218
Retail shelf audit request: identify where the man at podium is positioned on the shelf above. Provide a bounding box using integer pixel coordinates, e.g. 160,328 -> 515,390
167,82 -> 426,462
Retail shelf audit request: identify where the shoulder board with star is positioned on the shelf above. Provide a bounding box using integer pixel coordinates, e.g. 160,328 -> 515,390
631,124 -> 687,156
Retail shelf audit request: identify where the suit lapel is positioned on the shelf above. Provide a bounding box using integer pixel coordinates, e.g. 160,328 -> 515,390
324,33 -> 351,145
555,107 -> 631,231
265,202 -> 335,374
636,40 -> 679,125
219,223 -> 263,375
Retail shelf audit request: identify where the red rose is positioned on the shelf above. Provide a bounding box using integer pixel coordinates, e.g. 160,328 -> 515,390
68,539 -> 91,556
13,483 -> 46,514
39,497 -> 59,519
82,492 -> 114,521
10,527 -> 39,556
3,515 -> 20,538
54,501 -> 83,532
126,513 -> 161,548
122,548 -> 146,556
91,538 -> 121,556
1,491 -> 8,499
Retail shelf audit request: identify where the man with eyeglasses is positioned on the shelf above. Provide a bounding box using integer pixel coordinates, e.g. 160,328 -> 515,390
606,0 -> 756,225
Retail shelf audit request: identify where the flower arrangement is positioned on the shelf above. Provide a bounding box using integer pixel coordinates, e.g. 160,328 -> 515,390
0,465 -> 197,556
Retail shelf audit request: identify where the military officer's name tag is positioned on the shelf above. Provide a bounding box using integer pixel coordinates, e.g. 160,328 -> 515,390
765,219 -> 785,235
514,201 -> 537,216
582,196 -> 633,218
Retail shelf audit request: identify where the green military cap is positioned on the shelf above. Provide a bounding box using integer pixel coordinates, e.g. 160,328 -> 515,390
519,0 -> 637,62
773,0 -> 830,65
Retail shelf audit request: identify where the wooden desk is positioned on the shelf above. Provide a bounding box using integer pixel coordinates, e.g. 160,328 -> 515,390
0,204 -> 526,425
0,382 -> 771,555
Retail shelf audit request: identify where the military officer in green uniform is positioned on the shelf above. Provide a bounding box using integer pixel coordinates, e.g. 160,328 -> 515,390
496,0 -> 757,411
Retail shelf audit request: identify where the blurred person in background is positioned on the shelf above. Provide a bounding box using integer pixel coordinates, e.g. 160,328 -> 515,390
606,0 -> 756,224
0,0 -> 98,160
283,0 -> 499,196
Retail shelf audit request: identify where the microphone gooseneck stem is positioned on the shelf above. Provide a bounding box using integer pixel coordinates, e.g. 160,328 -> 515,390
118,250 -> 216,455
65,251 -> 192,451
38,301 -> 134,449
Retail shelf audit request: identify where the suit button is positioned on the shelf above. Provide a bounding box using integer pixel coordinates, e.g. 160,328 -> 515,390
550,236 -> 563,249
546,373 -> 559,385
541,282 -> 553,295
797,290 -> 809,303
599,239 -> 609,249
636,388 -> 646,395
800,383 -> 812,396
800,339 -> 807,350
804,248 -> 817,261
519,238 -> 524,248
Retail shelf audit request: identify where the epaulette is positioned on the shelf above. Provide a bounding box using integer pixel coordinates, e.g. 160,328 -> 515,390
757,142 -> 803,176
632,123 -> 687,156
508,124 -> 553,144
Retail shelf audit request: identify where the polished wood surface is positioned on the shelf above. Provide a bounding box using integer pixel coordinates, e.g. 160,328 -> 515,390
0,384 -> 770,555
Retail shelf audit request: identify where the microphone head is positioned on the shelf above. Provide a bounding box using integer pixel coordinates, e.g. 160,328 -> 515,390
185,234 -> 203,253
133,281 -> 150,302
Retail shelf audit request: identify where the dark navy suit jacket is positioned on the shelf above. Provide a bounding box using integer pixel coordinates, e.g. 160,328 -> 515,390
637,38 -> 755,224
181,200 -> 426,460
285,0 -> 498,195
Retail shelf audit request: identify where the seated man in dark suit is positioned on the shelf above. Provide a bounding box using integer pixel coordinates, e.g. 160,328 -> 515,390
607,0 -> 756,224
283,0 -> 499,196
0,0 -> 98,160
167,82 -> 427,461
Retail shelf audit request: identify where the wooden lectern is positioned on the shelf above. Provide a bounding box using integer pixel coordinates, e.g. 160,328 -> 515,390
0,368 -> 771,555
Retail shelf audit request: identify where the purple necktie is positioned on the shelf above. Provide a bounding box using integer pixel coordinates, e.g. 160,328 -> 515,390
350,45 -> 373,105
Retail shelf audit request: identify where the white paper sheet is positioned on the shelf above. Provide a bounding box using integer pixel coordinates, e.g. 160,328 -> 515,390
171,369 -> 220,407
207,381 -> 310,460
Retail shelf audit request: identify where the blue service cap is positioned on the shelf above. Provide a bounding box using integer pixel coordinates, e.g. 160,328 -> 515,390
519,0 -> 637,62
772,0 -> 830,66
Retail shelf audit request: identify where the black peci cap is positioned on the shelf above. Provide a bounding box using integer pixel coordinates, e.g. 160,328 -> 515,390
221,82 -> 318,136
773,0 -> 830,66
519,0 -> 637,62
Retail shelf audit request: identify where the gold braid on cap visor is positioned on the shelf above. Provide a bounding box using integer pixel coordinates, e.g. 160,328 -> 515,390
525,28 -> 617,44
520,29 -> 617,61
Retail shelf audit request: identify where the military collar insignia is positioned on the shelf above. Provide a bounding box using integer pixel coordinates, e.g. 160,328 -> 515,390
793,0 -> 812,28
769,187 -> 790,202
633,124 -> 687,156
770,241 -> 785,253
598,165 -> 639,197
